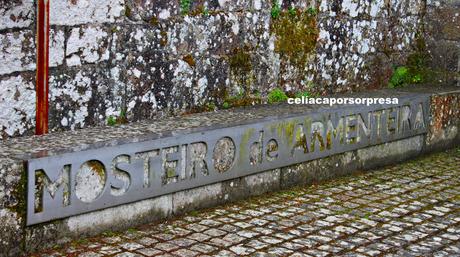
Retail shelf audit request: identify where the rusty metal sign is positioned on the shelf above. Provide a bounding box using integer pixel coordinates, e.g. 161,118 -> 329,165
26,94 -> 430,225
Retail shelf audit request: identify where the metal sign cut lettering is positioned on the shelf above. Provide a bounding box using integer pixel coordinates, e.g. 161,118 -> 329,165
26,94 -> 430,225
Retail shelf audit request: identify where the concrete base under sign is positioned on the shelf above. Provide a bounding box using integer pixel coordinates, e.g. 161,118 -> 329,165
0,86 -> 459,256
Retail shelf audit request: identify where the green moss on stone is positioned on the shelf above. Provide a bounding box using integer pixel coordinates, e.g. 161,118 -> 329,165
240,128 -> 255,164
166,168 -> 176,178
150,16 -> 159,26
285,121 -> 296,144
160,31 -> 168,46
125,5 -> 132,17
229,48 -> 252,75
9,165 -> 27,219
87,161 -> 106,180
223,48 -> 264,109
270,8 -> 319,69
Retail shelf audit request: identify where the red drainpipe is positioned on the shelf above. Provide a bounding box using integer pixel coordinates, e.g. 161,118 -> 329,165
35,0 -> 50,135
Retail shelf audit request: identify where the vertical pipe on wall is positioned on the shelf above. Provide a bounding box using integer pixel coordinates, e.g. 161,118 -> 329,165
36,0 -> 50,135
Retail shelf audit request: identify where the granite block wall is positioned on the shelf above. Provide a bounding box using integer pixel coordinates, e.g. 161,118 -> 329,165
0,0 -> 455,139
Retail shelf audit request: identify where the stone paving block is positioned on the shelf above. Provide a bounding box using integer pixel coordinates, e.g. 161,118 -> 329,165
170,238 -> 196,247
185,223 -> 208,232
113,253 -> 142,257
281,241 -> 304,251
289,253 -> 312,257
189,243 -> 217,254
208,238 -> 234,248
302,249 -> 330,257
135,247 -> 162,256
187,232 -> 211,242
27,149 -> 460,257
203,228 -> 227,237
198,219 -> 222,227
237,230 -> 260,238
151,233 -> 176,241
222,233 -> 246,244
119,242 -> 144,251
154,242 -> 179,252
233,221 -> 253,229
230,244 -> 256,255
171,228 -> 192,237
214,250 -> 237,257
171,248 -> 199,257
245,239 -> 268,250
251,227 -> 274,236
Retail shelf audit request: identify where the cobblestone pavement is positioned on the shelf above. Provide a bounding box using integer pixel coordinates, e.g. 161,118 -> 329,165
32,148 -> 460,257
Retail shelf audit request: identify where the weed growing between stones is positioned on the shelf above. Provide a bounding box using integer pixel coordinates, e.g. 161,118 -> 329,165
188,4 -> 214,17
288,7 -> 297,17
107,116 -> 116,126
180,0 -> 193,15
388,66 -> 413,88
127,228 -> 138,233
205,102 -> 216,111
71,238 -> 89,248
388,28 -> 458,88
102,230 -> 121,237
189,210 -> 199,217
388,35 -> 430,88
203,6 -> 209,16
307,7 -> 317,15
295,91 -> 314,98
268,88 -> 288,104
221,91 -> 262,109
107,109 -> 128,126
183,100 -> 220,115
271,1 -> 281,19
222,102 -> 231,109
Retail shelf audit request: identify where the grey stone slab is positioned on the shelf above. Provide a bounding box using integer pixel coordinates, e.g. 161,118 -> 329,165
24,93 -> 429,225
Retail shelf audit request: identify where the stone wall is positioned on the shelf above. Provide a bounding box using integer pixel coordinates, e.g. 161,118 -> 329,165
425,0 -> 460,86
0,87 -> 458,256
0,0 -> 446,139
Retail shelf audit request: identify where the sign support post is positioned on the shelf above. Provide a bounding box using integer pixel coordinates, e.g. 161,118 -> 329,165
36,0 -> 50,135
